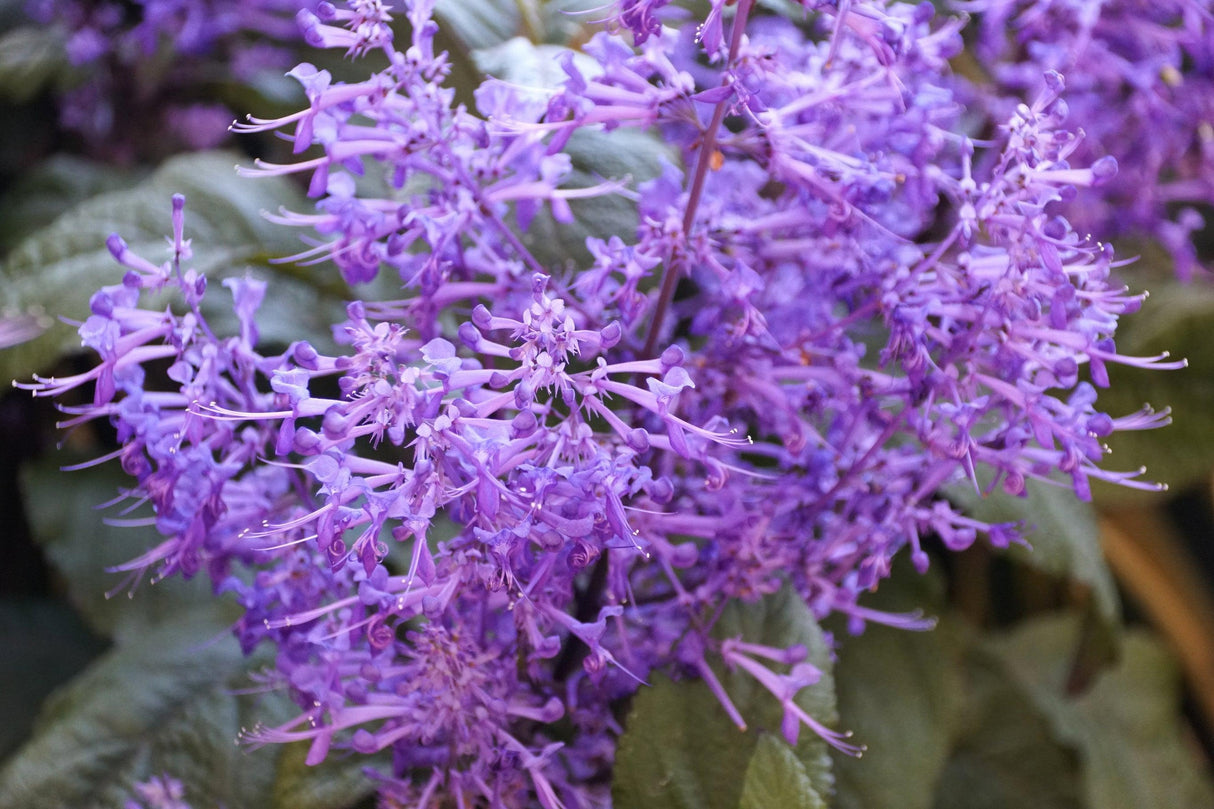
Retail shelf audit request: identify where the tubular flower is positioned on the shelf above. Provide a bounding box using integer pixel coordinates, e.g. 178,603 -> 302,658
25,0 -> 1194,805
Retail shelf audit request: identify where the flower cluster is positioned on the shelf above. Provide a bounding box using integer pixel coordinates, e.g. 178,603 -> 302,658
25,0 -> 1194,806
19,194 -> 291,582
957,0 -> 1214,278
25,0 -> 312,152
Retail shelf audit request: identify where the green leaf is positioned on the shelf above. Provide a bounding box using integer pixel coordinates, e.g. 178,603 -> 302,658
21,453 -> 220,641
611,673 -> 765,809
0,510 -> 377,809
0,608 -> 376,809
198,266 -> 346,354
0,156 -> 141,256
437,0 -> 602,50
0,599 -> 108,762
0,26 -> 66,103
831,577 -> 965,809
270,739 -> 382,809
1074,633 -> 1214,809
473,37 -> 580,86
536,0 -> 606,45
947,475 -> 1120,630
739,734 -> 826,809
435,0 -> 521,51
0,150 -> 340,384
0,611 -> 274,809
986,615 -> 1214,809
612,586 -> 838,809
1092,273 -> 1214,499
522,127 -> 675,269
932,649 -> 1085,809
712,586 -> 840,791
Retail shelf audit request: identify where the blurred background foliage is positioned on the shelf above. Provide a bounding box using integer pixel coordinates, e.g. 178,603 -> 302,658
0,0 -> 1213,806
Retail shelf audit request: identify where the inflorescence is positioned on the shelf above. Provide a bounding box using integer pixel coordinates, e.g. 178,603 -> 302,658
22,0 -> 1207,806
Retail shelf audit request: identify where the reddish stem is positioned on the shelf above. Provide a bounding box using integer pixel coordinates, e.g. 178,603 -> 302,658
642,0 -> 756,358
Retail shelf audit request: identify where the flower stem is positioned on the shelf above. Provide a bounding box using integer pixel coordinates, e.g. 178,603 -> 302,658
643,0 -> 755,357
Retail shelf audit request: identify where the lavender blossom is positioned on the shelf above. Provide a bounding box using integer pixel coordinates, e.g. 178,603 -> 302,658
26,0 -> 312,153
23,0 -> 1197,805
18,195 -> 291,583
956,0 -> 1214,277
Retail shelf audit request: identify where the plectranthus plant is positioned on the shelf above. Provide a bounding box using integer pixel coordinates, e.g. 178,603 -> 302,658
4,0 -> 1213,807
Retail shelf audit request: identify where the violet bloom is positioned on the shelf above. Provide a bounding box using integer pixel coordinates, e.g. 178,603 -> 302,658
955,0 -> 1214,277
28,0 -> 313,150
19,195 -> 292,583
25,0 -> 1193,805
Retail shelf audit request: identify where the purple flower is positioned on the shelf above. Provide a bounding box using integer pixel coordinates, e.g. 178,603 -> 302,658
123,775 -> 191,809
26,0 -> 1200,804
30,0 -> 311,150
615,0 -> 672,44
955,0 -> 1214,277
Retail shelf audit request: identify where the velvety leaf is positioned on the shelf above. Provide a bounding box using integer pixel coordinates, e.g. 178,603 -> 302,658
0,26 -> 65,103
473,38 -> 581,87
713,585 -> 840,792
270,738 -> 383,809
739,733 -> 827,809
0,611 -> 276,809
947,475 -> 1120,630
612,672 -> 753,809
435,0 -> 520,51
932,649 -> 1085,809
831,576 -> 965,809
1074,633 -> 1214,809
987,615 -> 1214,809
522,127 -> 676,269
198,266 -> 346,354
612,586 -> 837,809
0,150 -> 333,384
21,453 -> 222,641
273,738 -> 381,806
438,0 -> 600,49
15,455 -> 380,809
0,156 -> 141,255
536,0 -> 606,45
0,599 -> 108,762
